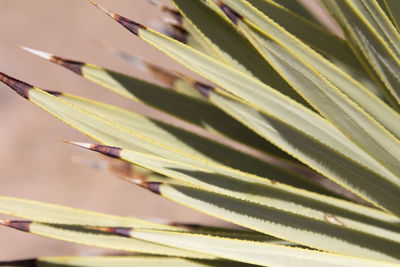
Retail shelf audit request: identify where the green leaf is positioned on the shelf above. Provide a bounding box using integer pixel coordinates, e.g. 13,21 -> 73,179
0,196 -> 278,244
73,143 -> 400,246
207,90 -> 400,214
172,0 -> 309,107
321,0 -> 400,105
220,0 -> 400,145
220,0 -> 400,178
0,220 -> 214,259
236,20 -> 400,183
56,91 -> 329,193
121,227 -> 400,266
0,196 -> 169,228
384,0 -> 400,32
85,2 -> 400,213
244,0 -> 384,99
22,46 -> 292,162
129,182 -> 400,263
102,15 -> 400,213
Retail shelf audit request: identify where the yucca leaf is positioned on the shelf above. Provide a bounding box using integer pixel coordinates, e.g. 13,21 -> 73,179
54,90 -> 332,193
322,0 -> 400,105
241,0 -> 384,99
92,226 -> 400,266
0,72 -> 338,207
0,220 -> 214,259
171,0 -> 309,107
0,196 -> 283,245
236,20 -> 400,182
1,67 -> 333,198
21,47 -> 294,162
219,0 -> 400,159
383,0 -> 400,31
116,55 -> 368,203
164,223 -> 292,244
66,141 -> 400,245
0,196 -> 172,229
347,0 -> 400,56
86,4 -> 400,213
83,180 -> 400,262
0,256 -> 249,267
210,89 -> 400,210
220,0 -> 400,134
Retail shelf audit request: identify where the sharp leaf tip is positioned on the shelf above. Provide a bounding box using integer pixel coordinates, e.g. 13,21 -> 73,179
0,72 -> 33,99
64,140 -> 93,150
20,46 -> 53,60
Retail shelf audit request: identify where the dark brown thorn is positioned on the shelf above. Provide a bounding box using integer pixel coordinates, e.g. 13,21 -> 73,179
87,225 -> 132,237
175,72 -> 214,98
64,140 -> 121,159
0,220 -> 32,232
0,259 -> 36,267
130,177 -> 162,195
146,182 -> 162,194
216,1 -> 243,25
43,90 -> 63,97
50,56 -> 84,75
0,72 -> 34,99
89,1 -> 146,36
164,24 -> 188,43
193,82 -> 214,98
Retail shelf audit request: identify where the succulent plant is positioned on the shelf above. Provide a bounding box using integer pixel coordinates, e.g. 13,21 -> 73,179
1,0 -> 400,266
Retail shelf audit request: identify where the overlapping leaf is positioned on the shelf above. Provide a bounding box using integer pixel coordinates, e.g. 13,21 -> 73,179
321,0 -> 400,106
85,4 -> 400,214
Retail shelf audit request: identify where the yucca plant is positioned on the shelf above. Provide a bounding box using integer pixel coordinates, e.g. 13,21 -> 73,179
1,0 -> 400,266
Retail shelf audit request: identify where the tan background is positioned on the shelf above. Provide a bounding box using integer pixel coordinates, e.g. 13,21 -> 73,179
0,0 -> 336,261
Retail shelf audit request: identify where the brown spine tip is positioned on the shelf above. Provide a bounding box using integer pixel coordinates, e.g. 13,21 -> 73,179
91,226 -> 132,237
146,182 -> 162,194
50,56 -> 84,76
2,220 -> 32,232
0,259 -> 36,267
91,144 -> 121,159
165,24 -> 188,43
0,72 -> 34,99
115,15 -> 147,36
194,82 -> 214,98
217,1 -> 242,24
89,1 -> 146,36
43,90 -> 63,97
108,226 -> 132,237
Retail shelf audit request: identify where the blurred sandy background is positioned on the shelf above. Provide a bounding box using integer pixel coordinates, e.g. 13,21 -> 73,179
0,0 -> 227,260
0,0 -> 337,261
